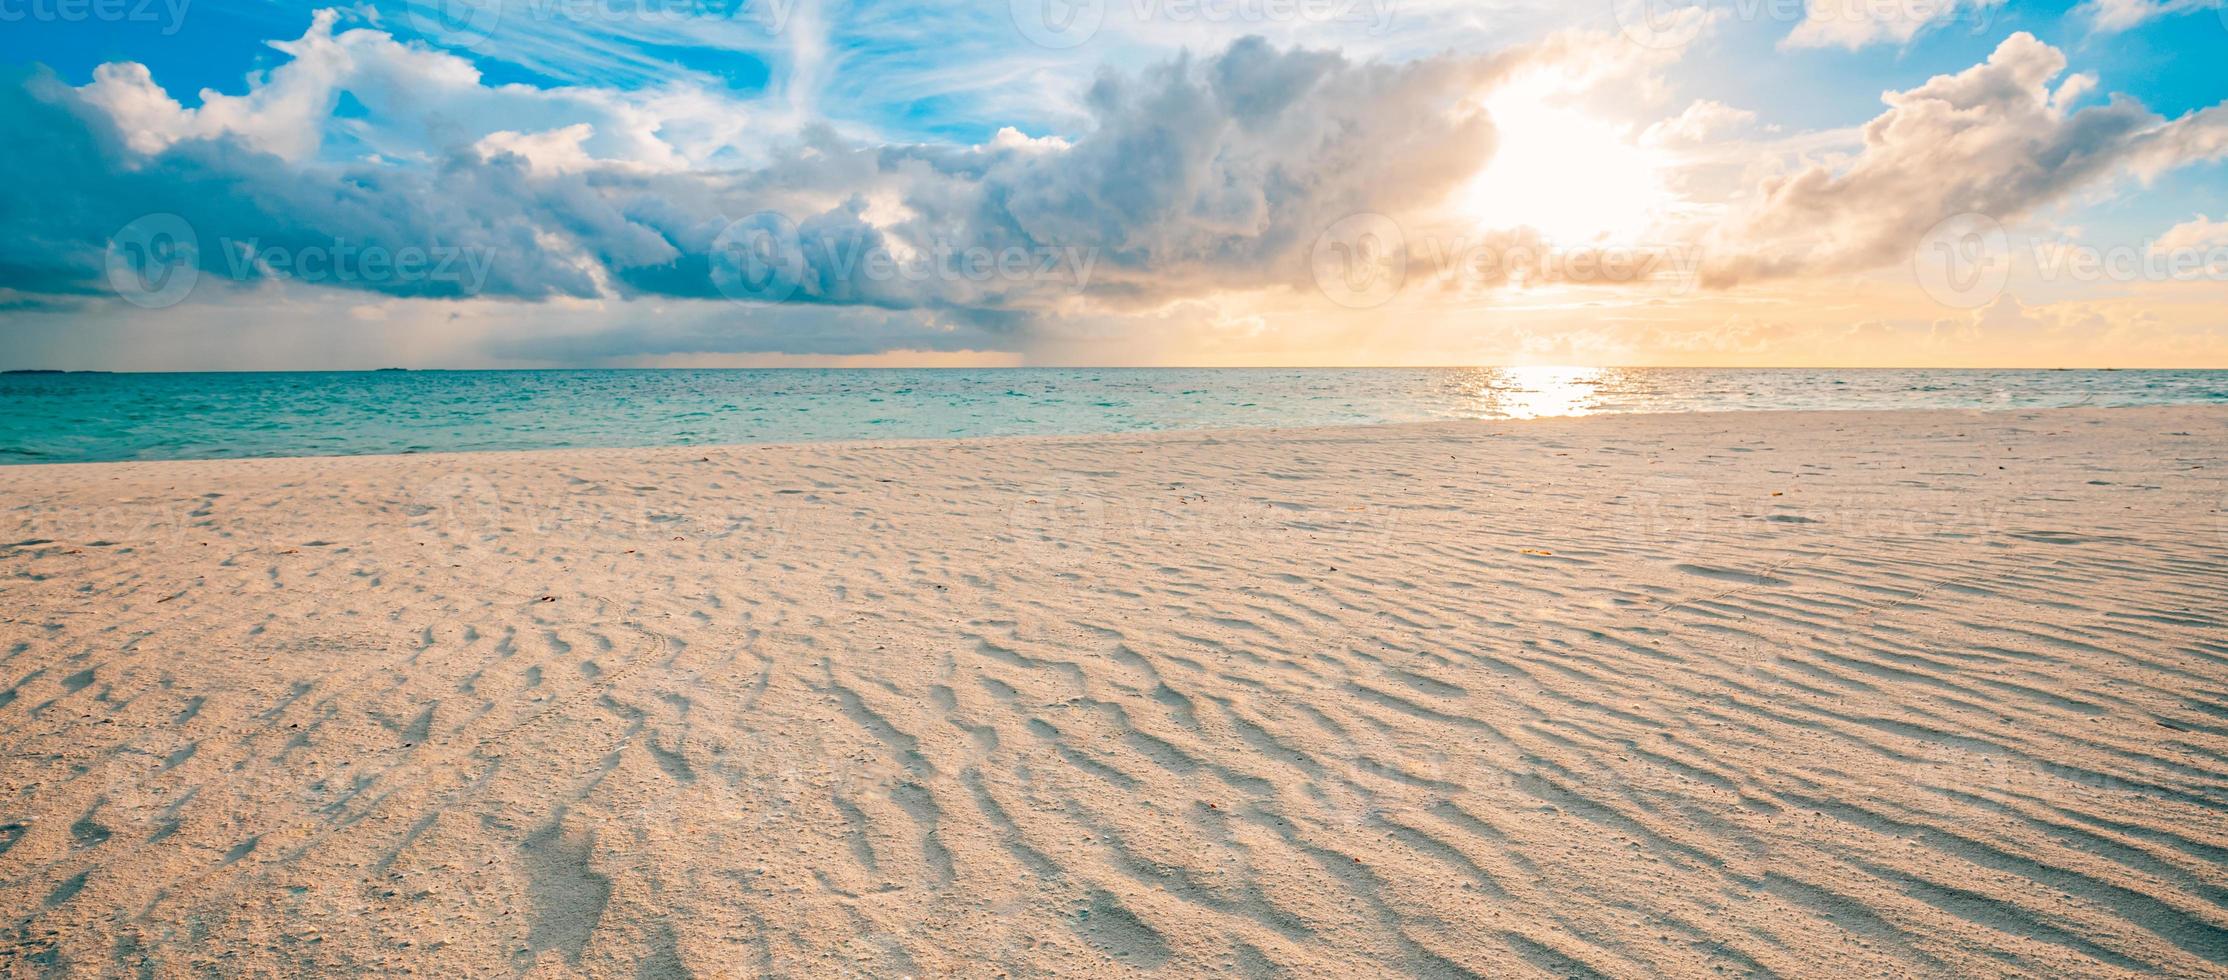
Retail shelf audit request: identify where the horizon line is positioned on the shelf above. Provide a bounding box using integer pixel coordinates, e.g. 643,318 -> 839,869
8,365 -> 2228,375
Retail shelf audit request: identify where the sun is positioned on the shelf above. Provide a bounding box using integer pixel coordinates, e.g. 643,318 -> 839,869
1460,74 -> 1671,245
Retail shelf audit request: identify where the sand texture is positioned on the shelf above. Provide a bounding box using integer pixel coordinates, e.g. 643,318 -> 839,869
2,405 -> 2226,977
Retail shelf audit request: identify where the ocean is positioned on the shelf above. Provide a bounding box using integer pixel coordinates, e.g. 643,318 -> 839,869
3,367 -> 2224,464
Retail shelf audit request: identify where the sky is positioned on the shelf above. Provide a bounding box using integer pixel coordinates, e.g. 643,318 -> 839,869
0,0 -> 2224,369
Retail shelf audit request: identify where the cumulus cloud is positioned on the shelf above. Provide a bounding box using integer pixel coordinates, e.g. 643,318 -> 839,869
15,7 -> 2225,369
5,12 -> 1540,341
0,69 -> 620,303
957,36 -> 1504,303
2154,214 -> 2228,253
74,10 -> 778,170
1703,32 -> 2228,286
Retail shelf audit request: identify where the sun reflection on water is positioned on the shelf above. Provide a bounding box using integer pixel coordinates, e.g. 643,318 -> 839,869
1469,366 -> 1609,419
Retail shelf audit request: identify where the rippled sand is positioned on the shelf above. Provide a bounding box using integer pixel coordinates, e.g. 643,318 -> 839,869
2,406 -> 2225,976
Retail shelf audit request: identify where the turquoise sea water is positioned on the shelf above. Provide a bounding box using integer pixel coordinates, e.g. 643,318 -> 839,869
2,367 -> 2224,464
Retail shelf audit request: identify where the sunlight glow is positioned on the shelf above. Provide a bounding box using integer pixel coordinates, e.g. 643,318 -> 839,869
1462,76 -> 1670,245
1475,365 -> 1608,419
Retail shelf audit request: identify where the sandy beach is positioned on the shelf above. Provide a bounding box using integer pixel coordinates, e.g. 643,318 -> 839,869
2,404 -> 2225,976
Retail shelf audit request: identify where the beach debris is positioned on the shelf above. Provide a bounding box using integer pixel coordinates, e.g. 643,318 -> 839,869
1521,548 -> 1555,557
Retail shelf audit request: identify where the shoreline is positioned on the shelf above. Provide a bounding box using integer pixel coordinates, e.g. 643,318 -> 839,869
5,399 -> 2225,471
12,364 -> 2228,374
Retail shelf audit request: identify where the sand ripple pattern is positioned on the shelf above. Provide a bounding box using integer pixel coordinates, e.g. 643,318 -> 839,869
1,406 -> 2225,977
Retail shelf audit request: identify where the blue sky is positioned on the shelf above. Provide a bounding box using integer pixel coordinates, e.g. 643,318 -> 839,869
1,0 -> 2225,367
5,1 -> 2215,139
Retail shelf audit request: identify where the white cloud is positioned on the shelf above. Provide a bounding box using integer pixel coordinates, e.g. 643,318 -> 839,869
2079,0 -> 2221,32
1781,0 -> 2003,50
1705,32 -> 2228,286
22,4 -> 2228,369
74,9 -> 783,171
1642,100 -> 1757,147
2154,214 -> 2228,252
14,16 -> 1606,330
982,127 -> 1072,155
473,124 -> 602,174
